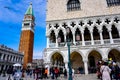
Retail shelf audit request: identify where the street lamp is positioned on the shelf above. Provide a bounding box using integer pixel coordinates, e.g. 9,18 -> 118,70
66,27 -> 72,80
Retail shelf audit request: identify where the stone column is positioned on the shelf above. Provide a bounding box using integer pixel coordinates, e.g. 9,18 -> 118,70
90,31 -> 94,45
73,33 -> 76,45
64,62 -> 68,69
64,34 -> 66,47
115,23 -> 120,37
102,53 -> 108,61
81,32 -> 85,46
11,56 -> 13,61
83,60 -> 88,75
55,35 -> 58,47
47,36 -> 49,48
118,30 -> 120,37
108,30 -> 113,44
5,55 -> 7,61
1,54 -> 4,60
99,30 -> 104,44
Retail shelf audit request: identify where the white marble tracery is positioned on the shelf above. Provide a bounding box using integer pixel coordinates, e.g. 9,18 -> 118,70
46,14 -> 120,48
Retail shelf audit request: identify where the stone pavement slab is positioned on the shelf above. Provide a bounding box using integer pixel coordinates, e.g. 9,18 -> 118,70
0,74 -> 116,80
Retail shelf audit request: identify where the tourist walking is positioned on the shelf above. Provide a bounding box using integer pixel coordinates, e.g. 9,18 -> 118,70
50,67 -> 55,79
7,67 -> 13,80
44,67 -> 48,79
63,68 -> 67,79
100,62 -> 111,80
54,67 -> 59,79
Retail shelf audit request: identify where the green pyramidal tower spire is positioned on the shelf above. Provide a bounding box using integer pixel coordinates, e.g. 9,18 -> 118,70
25,2 -> 34,16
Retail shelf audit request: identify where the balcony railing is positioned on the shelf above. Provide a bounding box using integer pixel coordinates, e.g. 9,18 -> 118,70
85,41 -> 91,45
49,43 -> 56,47
58,42 -> 65,47
113,38 -> 120,43
49,38 -> 120,48
94,40 -> 101,45
75,41 -> 82,46
104,39 -> 110,44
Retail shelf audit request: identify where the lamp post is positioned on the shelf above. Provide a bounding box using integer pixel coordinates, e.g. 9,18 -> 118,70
66,27 -> 72,80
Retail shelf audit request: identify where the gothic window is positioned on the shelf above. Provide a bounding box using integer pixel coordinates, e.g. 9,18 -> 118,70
67,0 -> 80,11
111,25 -> 119,38
58,30 -> 64,42
106,0 -> 120,7
66,28 -> 73,42
50,30 -> 56,43
84,27 -> 91,41
93,26 -> 100,40
75,28 -> 81,41
102,26 -> 109,39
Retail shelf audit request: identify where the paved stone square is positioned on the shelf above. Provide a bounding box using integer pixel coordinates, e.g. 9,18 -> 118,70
0,74 -> 116,80
0,74 -> 99,80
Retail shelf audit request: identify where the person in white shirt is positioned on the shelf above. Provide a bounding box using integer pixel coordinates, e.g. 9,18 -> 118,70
72,68 -> 75,78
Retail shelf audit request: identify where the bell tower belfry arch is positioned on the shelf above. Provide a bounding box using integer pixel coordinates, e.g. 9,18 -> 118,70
19,3 -> 35,69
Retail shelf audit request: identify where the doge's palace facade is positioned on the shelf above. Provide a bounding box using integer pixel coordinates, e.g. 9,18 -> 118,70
44,0 -> 120,74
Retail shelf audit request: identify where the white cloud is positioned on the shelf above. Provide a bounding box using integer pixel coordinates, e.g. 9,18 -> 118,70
0,0 -> 46,27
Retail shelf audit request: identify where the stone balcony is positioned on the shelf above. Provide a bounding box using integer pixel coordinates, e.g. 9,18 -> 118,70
49,38 -> 120,48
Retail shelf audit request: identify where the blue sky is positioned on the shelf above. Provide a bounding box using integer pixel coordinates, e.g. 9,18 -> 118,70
0,0 -> 46,59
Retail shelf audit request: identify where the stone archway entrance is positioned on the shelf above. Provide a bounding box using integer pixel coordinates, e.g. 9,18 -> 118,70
71,51 -> 83,73
88,50 -> 102,73
51,52 -> 64,68
108,49 -> 120,62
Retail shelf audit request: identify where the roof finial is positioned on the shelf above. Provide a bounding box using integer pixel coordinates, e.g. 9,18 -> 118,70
30,2 -> 32,5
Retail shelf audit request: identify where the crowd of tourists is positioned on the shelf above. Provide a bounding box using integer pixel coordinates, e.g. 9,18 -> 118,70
1,59 -> 120,80
0,66 -> 75,80
96,59 -> 120,80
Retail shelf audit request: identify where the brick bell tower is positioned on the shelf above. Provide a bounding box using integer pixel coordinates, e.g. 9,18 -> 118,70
19,3 -> 35,69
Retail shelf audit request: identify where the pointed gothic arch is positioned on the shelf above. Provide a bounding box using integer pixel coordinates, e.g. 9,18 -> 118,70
111,25 -> 119,38
102,26 -> 109,39
66,27 -> 73,43
57,26 -> 66,35
93,26 -> 100,40
47,27 -> 56,36
84,27 -> 91,41
75,28 -> 82,41
50,30 -> 56,43
58,30 -> 65,42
